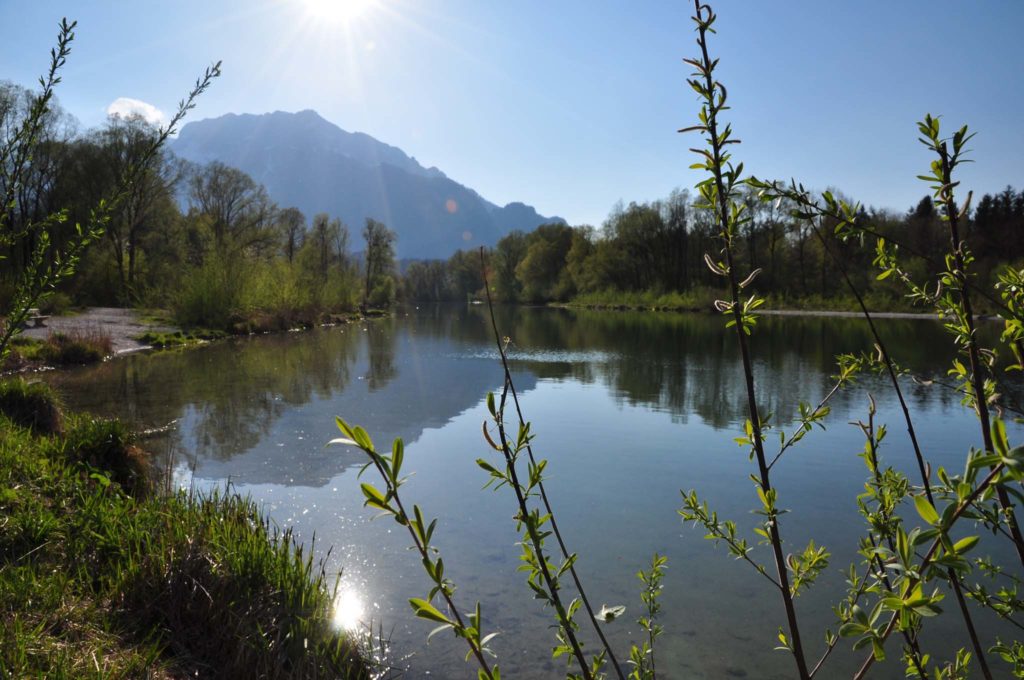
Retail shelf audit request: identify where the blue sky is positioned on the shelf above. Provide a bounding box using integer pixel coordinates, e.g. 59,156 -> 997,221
2,1 -> 1022,226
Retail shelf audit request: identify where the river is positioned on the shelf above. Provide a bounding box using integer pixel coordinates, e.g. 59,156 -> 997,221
42,305 -> 1024,679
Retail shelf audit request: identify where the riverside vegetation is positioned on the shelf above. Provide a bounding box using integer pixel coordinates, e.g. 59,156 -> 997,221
1,20 -> 372,678
334,3 -> 1024,679
0,379 -> 371,679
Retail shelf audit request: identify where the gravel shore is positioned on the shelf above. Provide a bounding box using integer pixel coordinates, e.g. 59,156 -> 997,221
20,307 -> 178,354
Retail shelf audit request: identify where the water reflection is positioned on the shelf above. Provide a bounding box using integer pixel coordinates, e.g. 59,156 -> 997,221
47,305 -> 1007,473
39,305 -> 1024,679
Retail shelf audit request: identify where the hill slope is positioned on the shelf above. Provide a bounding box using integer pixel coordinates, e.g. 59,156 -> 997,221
170,110 -> 563,258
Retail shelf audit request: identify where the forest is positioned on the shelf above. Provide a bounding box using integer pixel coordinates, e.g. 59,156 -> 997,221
410,187 -> 1024,311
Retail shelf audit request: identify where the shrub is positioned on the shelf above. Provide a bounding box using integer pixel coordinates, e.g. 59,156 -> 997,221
172,256 -> 244,330
55,416 -> 150,497
0,379 -> 63,435
367,276 -> 396,309
39,328 -> 113,365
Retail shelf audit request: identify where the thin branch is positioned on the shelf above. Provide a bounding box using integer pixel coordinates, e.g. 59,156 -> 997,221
766,379 -> 842,472
480,248 -> 622,680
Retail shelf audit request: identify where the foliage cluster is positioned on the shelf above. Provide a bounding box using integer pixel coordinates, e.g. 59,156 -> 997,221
0,376 -> 63,434
1,327 -> 112,370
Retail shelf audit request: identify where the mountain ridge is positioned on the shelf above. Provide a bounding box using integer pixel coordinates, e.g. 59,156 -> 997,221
169,110 -> 564,258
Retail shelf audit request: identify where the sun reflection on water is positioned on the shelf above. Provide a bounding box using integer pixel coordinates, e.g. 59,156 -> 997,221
332,588 -> 365,631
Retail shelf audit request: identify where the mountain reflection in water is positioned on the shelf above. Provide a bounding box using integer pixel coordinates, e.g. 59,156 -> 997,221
43,305 -> 1023,679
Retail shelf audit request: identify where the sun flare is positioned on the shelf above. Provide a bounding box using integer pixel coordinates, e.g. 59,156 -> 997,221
299,0 -> 377,24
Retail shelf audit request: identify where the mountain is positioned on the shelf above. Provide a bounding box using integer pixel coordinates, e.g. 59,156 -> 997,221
169,110 -> 564,258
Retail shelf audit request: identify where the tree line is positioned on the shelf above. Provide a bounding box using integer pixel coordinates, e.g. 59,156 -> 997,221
404,185 -> 1024,310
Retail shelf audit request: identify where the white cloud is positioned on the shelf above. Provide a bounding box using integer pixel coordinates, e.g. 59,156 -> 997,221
106,97 -> 166,126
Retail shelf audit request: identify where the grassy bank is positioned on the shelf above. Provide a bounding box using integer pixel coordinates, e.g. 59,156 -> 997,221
565,288 -> 922,314
3,330 -> 114,372
566,287 -> 720,311
0,379 -> 370,679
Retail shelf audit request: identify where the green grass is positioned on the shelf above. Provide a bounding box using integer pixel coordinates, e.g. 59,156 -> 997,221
2,331 -> 111,371
0,384 -> 372,679
137,328 -> 227,348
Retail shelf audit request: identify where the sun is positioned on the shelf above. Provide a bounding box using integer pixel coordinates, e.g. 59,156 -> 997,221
299,0 -> 377,24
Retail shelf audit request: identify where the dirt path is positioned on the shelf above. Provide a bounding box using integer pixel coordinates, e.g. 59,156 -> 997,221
20,307 -> 178,354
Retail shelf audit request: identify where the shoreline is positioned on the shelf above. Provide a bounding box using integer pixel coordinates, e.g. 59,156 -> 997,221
557,302 -> 1003,322
5,306 -> 392,375
8,300 -> 1003,378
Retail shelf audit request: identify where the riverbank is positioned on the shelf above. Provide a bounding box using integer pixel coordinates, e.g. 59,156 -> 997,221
0,378 -> 371,678
558,298 -> 1004,321
4,306 -> 390,374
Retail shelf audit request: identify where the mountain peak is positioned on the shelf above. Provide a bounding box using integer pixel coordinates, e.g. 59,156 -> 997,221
169,109 -> 562,258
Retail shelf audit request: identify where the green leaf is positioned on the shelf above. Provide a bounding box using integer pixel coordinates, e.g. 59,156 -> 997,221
992,419 -> 1009,456
914,495 -> 940,526
409,598 -> 452,625
352,425 -> 373,451
392,438 -> 404,479
360,483 -> 388,511
428,623 -> 454,643
952,535 -> 979,555
839,622 -> 865,638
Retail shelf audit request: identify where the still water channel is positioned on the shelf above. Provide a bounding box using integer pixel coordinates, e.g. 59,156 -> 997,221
43,305 -> 1024,679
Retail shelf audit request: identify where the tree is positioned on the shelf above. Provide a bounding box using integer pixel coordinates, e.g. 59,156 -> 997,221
446,248 -> 485,300
304,213 -> 345,279
565,225 -> 597,293
362,218 -> 395,307
0,79 -> 76,275
403,259 -> 447,301
278,206 -> 306,263
188,161 -> 278,257
89,115 -> 182,301
493,230 -> 528,301
515,223 -> 575,301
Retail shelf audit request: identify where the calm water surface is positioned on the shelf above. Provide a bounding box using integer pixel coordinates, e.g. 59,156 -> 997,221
44,306 -> 1024,679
